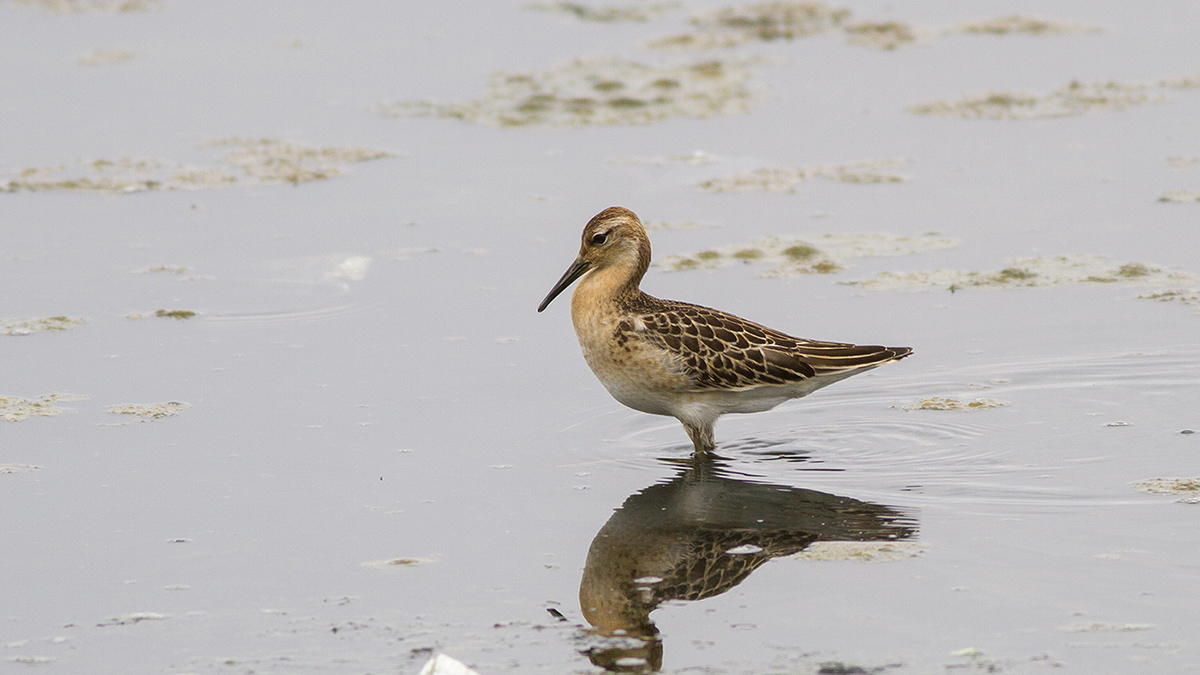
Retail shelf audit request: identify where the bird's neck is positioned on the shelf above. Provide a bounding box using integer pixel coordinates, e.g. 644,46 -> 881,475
571,261 -> 643,325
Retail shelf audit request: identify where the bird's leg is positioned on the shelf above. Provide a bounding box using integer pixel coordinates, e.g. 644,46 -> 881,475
684,422 -> 715,456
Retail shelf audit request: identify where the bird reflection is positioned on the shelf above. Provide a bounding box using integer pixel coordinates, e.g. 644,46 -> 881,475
578,454 -> 916,672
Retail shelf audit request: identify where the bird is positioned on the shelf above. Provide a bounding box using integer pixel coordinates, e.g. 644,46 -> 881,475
537,206 -> 912,454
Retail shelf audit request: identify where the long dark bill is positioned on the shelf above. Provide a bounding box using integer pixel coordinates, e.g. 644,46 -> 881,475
537,257 -> 591,312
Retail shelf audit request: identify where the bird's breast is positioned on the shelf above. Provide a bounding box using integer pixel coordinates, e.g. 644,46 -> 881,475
569,300 -> 692,416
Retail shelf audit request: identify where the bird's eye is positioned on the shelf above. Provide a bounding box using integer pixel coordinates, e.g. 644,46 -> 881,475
590,232 -> 608,246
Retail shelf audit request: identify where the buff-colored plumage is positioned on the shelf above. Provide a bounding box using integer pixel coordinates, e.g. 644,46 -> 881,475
539,206 -> 911,453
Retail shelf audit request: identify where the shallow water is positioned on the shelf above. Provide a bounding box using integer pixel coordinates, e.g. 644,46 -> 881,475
2,1 -> 1199,673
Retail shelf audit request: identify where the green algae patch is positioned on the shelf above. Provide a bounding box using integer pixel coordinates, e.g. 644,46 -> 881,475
1161,74 -> 1200,89
107,402 -> 188,419
844,21 -> 924,50
845,14 -> 1098,51
1137,289 -> 1200,312
0,393 -> 89,422
1135,478 -> 1200,495
662,232 -> 958,276
154,309 -> 196,320
206,138 -> 392,185
789,541 -> 924,562
526,1 -> 680,22
380,55 -> 766,128
909,79 -> 1170,120
850,255 -> 1200,292
647,5 -> 1096,51
780,244 -> 818,260
648,1 -> 850,49
2,139 -> 394,194
904,397 -> 1006,411
0,465 -> 42,474
698,158 -> 909,193
1159,190 -> 1200,203
1,316 -> 85,335
699,1 -> 849,38
956,15 -> 1101,36
1115,262 -> 1151,278
7,0 -> 158,12
810,260 -> 842,273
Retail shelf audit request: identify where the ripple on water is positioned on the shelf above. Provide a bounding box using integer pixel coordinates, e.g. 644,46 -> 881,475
601,405 -> 1004,480
986,349 -> 1200,390
557,348 -> 1197,508
846,348 -> 1200,414
735,417 -> 1010,474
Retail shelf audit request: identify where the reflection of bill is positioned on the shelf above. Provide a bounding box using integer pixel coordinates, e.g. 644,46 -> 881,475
578,457 -> 916,672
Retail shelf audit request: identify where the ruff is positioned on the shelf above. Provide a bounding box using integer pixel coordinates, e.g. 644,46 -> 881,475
539,206 -> 911,453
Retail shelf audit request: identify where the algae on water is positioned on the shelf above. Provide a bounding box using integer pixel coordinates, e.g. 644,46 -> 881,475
907,78 -> 1189,120
849,255 -> 1200,291
108,402 -> 189,419
698,158 -> 909,193
646,5 -> 1097,51
955,15 -> 1100,35
1,316 -> 85,335
662,232 -> 958,276
843,21 -> 924,50
380,55 -> 766,128
0,464 -> 42,474
1158,190 -> 1200,203
1135,478 -> 1200,495
525,1 -> 680,22
904,397 -> 1007,411
1137,289 -> 1200,312
648,2 -> 851,49
1,394 -> 89,422
2,139 -> 393,194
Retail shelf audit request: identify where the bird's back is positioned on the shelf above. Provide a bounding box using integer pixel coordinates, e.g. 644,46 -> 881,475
619,292 -> 912,393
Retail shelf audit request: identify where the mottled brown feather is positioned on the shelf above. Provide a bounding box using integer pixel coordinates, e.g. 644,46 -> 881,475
617,293 -> 912,391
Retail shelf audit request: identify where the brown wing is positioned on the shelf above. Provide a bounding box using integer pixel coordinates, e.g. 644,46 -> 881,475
627,294 -> 912,390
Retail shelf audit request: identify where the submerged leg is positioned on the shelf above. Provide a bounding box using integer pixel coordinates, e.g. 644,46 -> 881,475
683,422 -> 715,455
